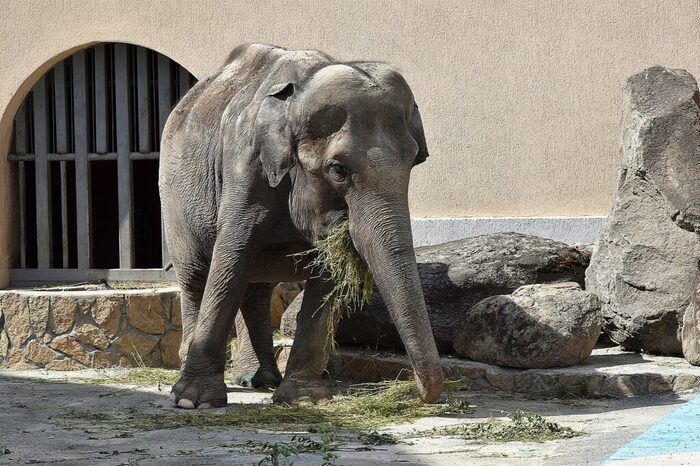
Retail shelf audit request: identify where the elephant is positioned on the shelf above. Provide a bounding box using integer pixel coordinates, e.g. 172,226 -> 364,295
159,43 -> 444,409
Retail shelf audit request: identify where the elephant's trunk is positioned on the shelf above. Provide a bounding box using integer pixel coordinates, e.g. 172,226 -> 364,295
347,193 -> 444,402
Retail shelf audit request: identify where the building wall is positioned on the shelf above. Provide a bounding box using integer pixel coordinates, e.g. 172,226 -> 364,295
2,0 -> 700,285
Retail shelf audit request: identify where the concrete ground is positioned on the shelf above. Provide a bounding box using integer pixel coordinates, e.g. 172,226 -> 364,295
0,368 -> 697,465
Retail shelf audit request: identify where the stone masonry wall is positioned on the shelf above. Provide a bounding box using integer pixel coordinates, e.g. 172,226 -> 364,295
0,283 -> 301,370
0,288 -> 182,370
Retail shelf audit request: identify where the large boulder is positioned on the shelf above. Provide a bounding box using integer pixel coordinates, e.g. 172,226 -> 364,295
270,282 -> 303,329
453,282 -> 601,368
586,66 -> 700,355
281,232 -> 590,353
682,283 -> 700,365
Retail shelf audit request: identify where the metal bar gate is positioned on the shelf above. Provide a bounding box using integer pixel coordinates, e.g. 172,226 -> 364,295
7,43 -> 195,285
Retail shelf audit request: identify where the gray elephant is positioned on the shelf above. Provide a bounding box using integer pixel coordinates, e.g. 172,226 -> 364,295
159,43 -> 444,408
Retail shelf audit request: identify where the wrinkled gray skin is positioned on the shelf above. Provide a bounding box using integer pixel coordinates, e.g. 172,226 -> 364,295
159,44 -> 444,408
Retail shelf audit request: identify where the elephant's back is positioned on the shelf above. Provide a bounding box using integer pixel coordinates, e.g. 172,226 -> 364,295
158,45 -> 294,241
159,44 -> 333,181
160,44 -> 286,158
158,44 -> 335,228
159,45 -> 285,184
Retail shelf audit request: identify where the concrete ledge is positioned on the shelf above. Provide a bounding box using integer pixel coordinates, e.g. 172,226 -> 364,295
327,346 -> 700,398
411,216 -> 607,246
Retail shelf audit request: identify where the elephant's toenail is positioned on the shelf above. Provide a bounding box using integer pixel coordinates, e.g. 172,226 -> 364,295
178,399 -> 195,409
169,392 -> 177,402
198,402 -> 213,409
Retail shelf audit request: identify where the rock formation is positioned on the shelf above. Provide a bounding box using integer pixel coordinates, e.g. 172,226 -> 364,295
453,282 -> 601,368
586,66 -> 700,354
682,283 -> 700,365
282,232 -> 590,354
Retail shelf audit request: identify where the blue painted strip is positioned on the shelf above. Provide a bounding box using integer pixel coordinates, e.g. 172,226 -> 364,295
605,396 -> 700,463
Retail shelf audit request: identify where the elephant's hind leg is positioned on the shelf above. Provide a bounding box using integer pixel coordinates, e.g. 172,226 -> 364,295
230,283 -> 283,389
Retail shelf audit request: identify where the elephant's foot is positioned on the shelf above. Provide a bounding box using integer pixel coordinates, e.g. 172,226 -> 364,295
272,378 -> 332,404
230,366 -> 282,390
169,373 -> 227,409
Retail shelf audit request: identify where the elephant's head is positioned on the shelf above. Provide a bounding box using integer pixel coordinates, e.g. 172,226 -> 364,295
254,63 -> 444,402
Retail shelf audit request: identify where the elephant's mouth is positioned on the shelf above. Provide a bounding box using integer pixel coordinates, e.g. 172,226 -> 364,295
305,219 -> 375,323
317,211 -> 349,241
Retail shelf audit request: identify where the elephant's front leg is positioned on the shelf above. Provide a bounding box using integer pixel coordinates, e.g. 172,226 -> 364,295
273,271 -> 335,403
170,226 -> 254,409
230,283 -> 282,389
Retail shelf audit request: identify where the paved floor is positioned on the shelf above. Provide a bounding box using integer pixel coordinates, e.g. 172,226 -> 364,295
603,396 -> 700,465
0,368 -> 697,465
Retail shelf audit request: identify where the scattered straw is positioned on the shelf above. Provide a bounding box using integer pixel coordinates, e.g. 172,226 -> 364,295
424,410 -> 584,443
83,368 -> 180,386
56,379 -> 468,433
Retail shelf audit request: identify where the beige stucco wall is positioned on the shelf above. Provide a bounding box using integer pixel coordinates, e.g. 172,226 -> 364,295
1,0 -> 700,284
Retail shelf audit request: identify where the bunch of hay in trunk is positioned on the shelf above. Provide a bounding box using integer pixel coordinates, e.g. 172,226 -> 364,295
299,220 -> 375,351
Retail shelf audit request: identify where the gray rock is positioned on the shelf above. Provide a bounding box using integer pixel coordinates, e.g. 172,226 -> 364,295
453,282 -> 602,368
586,66 -> 700,354
682,283 -> 700,365
280,300 -> 299,338
281,232 -> 590,353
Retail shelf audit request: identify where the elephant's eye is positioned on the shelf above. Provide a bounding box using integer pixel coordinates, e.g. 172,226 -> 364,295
328,163 -> 348,182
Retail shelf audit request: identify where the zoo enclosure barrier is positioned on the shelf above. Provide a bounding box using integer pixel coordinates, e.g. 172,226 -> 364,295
7,43 -> 196,285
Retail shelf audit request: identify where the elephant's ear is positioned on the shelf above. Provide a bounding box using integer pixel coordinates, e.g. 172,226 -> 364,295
409,103 -> 429,166
254,82 -> 295,187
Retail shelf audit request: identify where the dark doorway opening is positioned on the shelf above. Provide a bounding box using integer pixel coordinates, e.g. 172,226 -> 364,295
90,160 -> 119,268
132,159 -> 162,268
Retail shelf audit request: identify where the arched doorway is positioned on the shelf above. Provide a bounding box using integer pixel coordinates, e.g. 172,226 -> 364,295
8,43 -> 196,284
